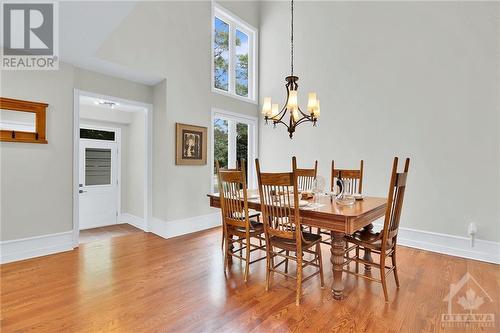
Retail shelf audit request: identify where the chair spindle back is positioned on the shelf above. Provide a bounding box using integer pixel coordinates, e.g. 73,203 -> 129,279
331,160 -> 364,194
381,157 -> 410,250
255,157 -> 301,241
296,160 -> 318,192
216,159 -> 250,231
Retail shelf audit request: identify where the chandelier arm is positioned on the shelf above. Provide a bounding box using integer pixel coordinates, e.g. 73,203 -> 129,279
273,118 -> 291,131
297,107 -> 309,117
294,115 -> 315,127
273,105 -> 288,123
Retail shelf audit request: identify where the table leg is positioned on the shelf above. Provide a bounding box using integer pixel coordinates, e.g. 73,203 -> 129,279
330,231 -> 345,300
362,224 -> 374,271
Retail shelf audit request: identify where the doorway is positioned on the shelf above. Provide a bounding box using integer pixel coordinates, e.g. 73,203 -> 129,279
79,127 -> 120,229
73,90 -> 152,246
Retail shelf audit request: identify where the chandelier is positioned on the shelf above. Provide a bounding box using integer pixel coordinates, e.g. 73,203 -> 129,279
261,0 -> 320,139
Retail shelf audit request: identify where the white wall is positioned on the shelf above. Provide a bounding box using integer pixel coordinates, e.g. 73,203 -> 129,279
259,1 -> 500,242
96,1 -> 260,223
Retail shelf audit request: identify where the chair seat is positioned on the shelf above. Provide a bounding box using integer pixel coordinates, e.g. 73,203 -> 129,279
231,220 -> 264,235
271,231 -> 322,250
345,229 -> 393,251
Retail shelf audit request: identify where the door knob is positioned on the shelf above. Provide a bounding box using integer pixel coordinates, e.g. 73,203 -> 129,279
79,189 -> 87,194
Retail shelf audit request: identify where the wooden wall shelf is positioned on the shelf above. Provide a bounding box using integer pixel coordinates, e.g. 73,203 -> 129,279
0,97 -> 48,144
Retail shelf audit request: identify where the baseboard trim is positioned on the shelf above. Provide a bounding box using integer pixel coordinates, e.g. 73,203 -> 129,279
373,223 -> 500,264
150,213 -> 221,240
121,213 -> 146,231
0,231 -> 74,264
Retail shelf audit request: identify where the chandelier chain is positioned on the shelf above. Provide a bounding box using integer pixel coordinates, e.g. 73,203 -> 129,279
291,0 -> 294,76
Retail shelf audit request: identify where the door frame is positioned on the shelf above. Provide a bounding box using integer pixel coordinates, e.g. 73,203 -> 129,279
79,124 -> 122,227
73,89 -> 153,247
210,107 -> 259,191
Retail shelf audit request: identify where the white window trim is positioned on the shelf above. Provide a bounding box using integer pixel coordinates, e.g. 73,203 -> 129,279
211,2 -> 258,105
210,108 -> 259,192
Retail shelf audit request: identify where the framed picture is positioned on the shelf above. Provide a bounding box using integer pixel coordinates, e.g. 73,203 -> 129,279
175,123 -> 207,165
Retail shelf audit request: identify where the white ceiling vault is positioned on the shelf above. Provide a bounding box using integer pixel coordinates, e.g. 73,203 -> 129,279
60,1 -> 163,85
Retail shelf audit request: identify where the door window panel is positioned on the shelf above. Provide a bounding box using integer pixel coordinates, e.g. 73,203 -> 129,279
80,128 -> 115,141
236,122 -> 248,182
85,148 -> 112,186
213,118 -> 228,192
212,115 -> 255,192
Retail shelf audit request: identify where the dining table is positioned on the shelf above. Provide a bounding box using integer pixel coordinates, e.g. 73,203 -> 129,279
208,190 -> 387,300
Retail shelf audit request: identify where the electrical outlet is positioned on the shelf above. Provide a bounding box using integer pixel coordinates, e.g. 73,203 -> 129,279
467,222 -> 477,236
467,222 -> 477,248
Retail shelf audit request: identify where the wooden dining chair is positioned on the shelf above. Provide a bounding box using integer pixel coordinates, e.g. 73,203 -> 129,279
256,157 -> 324,306
216,160 -> 266,282
296,160 -> 318,191
317,160 -> 365,245
296,160 -> 318,233
331,160 -> 364,194
343,157 -> 410,302
218,159 -> 260,251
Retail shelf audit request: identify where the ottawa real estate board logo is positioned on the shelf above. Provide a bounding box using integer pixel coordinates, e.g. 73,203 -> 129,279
1,1 -> 59,70
441,272 -> 495,329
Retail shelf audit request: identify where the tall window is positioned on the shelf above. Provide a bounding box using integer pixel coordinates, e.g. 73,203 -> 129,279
212,109 -> 258,193
212,4 -> 257,102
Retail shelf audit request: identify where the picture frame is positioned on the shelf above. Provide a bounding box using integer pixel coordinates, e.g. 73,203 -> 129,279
175,123 -> 207,165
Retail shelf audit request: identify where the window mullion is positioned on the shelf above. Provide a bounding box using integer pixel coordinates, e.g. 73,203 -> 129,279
247,27 -> 253,100
229,24 -> 236,95
227,120 -> 236,169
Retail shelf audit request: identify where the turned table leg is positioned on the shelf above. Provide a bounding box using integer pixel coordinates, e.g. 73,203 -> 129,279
362,223 -> 374,271
330,231 -> 346,300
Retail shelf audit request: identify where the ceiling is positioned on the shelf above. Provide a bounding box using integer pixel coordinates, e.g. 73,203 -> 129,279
60,1 -> 163,85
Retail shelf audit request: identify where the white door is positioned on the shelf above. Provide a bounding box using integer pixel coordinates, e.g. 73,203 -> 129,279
79,139 -> 119,230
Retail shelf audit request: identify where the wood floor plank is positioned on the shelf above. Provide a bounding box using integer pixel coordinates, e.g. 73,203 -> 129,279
1,227 -> 498,332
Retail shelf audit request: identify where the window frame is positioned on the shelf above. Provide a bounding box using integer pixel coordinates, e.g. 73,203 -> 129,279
210,108 -> 259,193
211,3 -> 258,104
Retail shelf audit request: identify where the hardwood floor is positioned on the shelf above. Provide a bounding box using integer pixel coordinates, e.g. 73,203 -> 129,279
1,227 -> 498,332
79,223 -> 143,244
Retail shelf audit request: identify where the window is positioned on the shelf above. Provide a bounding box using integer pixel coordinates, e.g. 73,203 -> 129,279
80,128 -> 115,141
211,109 -> 258,193
212,4 -> 257,102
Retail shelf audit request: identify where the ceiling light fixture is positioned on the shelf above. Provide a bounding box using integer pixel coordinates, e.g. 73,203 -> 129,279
94,100 -> 119,108
261,0 -> 320,139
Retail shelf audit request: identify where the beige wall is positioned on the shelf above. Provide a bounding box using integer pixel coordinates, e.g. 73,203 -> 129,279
1,64 -> 152,241
74,68 -> 153,105
97,1 -> 260,222
259,1 -> 500,241
80,105 -> 145,219
1,63 -> 75,240
0,1 -> 260,241
127,111 -> 145,218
